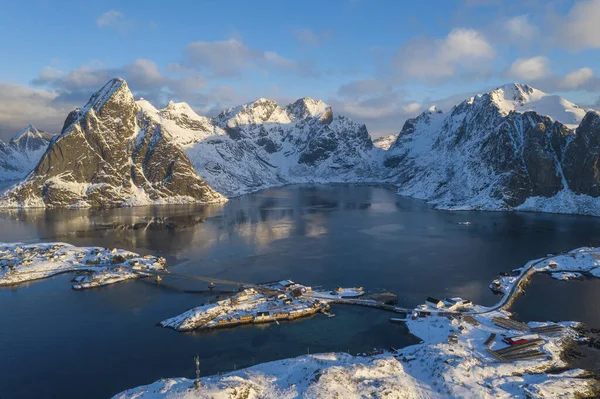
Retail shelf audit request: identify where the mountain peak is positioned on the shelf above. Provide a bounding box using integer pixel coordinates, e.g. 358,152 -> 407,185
286,97 -> 332,123
486,82 -> 585,129
82,77 -> 132,114
11,125 -> 40,142
218,97 -> 291,126
10,125 -> 54,144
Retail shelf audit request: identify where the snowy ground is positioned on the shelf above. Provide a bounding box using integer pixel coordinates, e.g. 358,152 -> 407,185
113,248 -> 600,398
0,242 -> 165,289
489,247 -> 600,297
160,287 -> 326,331
160,282 -> 370,332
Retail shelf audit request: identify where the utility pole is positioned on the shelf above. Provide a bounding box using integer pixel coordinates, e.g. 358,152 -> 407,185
194,355 -> 201,388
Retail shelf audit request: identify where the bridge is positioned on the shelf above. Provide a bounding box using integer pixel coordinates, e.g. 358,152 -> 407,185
139,269 -> 259,288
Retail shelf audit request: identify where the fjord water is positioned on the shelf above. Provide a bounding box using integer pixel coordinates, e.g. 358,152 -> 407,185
1,185 -> 600,399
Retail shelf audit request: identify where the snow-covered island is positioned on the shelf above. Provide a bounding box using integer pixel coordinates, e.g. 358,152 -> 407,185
114,248 -> 600,398
161,280 -> 368,332
0,242 -> 166,289
490,247 -> 600,298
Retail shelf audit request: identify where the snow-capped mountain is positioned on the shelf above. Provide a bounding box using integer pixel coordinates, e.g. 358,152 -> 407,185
170,96 -> 383,196
372,134 -> 398,150
488,83 -> 586,129
2,78 -> 600,215
384,84 -> 600,215
0,125 -> 56,181
0,78 -> 224,208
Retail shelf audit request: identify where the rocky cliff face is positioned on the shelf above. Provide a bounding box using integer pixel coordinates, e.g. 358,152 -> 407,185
384,84 -> 600,214
182,96 -> 383,196
0,78 -> 224,208
0,125 -> 56,181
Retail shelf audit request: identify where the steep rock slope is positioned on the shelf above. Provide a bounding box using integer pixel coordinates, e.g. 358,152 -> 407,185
0,79 -> 224,208
0,125 -> 55,181
384,84 -> 600,214
181,97 -> 384,196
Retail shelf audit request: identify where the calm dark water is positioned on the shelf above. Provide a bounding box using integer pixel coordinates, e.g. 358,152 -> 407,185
1,184 -> 600,399
512,274 -> 600,326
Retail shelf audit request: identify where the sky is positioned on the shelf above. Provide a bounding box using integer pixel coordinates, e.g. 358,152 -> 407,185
1,0 -> 600,140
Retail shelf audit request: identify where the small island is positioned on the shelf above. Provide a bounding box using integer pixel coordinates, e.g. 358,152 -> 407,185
161,280 -> 368,331
0,242 -> 166,289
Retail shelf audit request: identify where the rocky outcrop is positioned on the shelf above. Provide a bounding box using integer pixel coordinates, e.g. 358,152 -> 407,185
562,111 -> 600,197
0,78 -> 224,208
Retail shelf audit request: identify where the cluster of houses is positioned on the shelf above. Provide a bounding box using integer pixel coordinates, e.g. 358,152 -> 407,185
0,244 -> 68,271
201,286 -> 329,329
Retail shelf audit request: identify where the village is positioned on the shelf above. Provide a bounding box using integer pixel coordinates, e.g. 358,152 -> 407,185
160,280 -> 367,331
0,242 -> 166,289
117,249 -> 600,399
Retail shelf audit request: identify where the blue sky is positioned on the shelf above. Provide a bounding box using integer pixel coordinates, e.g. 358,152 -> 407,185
1,0 -> 600,139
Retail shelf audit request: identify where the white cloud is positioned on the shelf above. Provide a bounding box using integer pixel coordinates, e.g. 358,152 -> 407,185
505,56 -> 550,80
560,67 -> 594,89
185,38 -> 317,77
504,15 -> 539,42
393,28 -> 494,80
338,79 -> 387,97
96,10 -> 131,33
295,29 -> 330,47
186,39 -> 254,76
0,83 -> 75,139
402,102 -> 421,113
263,52 -> 299,71
555,0 -> 600,50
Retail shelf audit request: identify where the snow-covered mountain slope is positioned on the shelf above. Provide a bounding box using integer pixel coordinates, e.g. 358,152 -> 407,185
3,79 -> 600,215
0,79 -> 225,208
384,85 -> 600,215
490,83 -> 586,129
136,99 -> 221,146
372,134 -> 398,150
183,96 -> 384,196
0,125 -> 55,181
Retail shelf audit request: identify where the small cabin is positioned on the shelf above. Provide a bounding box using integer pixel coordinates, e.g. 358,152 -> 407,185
548,261 -> 558,269
255,311 -> 272,322
444,297 -> 472,310
426,297 -> 445,309
239,315 -> 254,322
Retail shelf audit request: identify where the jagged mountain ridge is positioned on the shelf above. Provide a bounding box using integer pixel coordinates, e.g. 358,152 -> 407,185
139,95 -> 383,197
0,79 -> 224,208
2,79 -> 600,215
384,83 -> 600,215
0,125 -> 56,181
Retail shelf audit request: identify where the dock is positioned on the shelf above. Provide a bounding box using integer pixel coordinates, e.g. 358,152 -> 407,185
486,339 -> 546,362
530,324 -> 565,335
492,317 -> 529,332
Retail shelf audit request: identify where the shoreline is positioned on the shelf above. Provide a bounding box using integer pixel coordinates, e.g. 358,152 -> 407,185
113,247 -> 600,398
